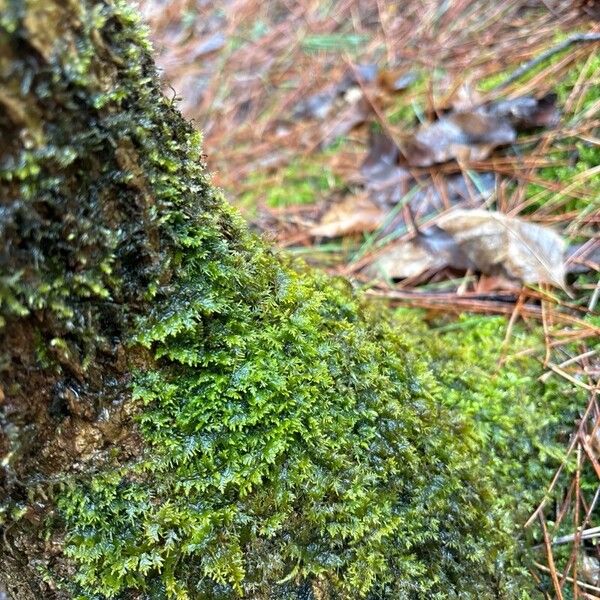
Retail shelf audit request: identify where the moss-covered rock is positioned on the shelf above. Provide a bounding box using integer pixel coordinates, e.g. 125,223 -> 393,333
0,1 -> 582,599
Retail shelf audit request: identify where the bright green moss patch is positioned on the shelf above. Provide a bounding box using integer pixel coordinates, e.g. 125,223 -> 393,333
57,282 -> 584,598
412,314 -> 583,502
240,156 -> 342,208
60,260 -> 528,598
523,50 -> 600,216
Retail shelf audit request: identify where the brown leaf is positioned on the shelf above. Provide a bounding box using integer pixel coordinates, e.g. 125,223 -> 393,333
365,226 -> 471,281
409,172 -> 496,218
293,88 -> 338,120
188,33 -> 227,62
483,94 -> 560,128
360,132 -> 412,206
338,63 -> 379,92
448,82 -> 484,112
361,132 -> 401,180
403,111 -> 516,167
402,95 -> 559,167
293,64 -> 378,121
310,195 -> 384,238
364,210 -> 565,286
320,98 -> 372,148
476,274 -> 523,292
436,209 -> 565,286
364,240 -> 446,280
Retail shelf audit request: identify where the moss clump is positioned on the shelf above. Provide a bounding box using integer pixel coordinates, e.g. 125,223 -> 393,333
407,313 -> 583,504
59,260 -> 529,598
58,298 -> 584,599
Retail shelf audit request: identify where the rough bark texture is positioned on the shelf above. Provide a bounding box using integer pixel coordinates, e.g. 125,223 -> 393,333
0,1 -> 574,599
0,0 -> 204,595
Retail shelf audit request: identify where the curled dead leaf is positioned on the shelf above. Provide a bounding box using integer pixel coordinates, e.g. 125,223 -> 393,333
293,63 -> 377,122
360,132 -> 412,206
409,172 -> 496,218
364,209 -> 565,288
402,94 -> 559,167
437,209 -> 565,287
293,89 -> 337,120
310,195 -> 384,238
403,111 -> 516,166
320,97 -> 372,148
483,93 -> 560,128
364,240 -> 446,280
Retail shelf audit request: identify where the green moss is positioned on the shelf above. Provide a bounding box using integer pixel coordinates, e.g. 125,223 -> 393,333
57,294 -> 585,599
523,50 -> 600,215
240,155 -> 342,208
409,314 -> 583,503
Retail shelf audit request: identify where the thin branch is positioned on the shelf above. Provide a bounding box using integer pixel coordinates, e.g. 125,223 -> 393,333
492,33 -> 600,92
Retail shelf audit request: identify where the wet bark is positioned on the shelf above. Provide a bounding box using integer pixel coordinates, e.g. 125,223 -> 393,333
0,0 -> 199,595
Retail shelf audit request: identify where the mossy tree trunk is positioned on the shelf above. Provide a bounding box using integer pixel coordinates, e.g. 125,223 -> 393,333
0,1 -> 207,595
0,2 -> 538,599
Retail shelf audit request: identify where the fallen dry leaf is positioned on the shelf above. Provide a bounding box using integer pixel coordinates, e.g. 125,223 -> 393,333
364,209 -> 565,287
483,93 -> 560,128
360,132 -> 412,206
409,172 -> 496,218
293,89 -> 338,120
364,239 -> 446,280
448,82 -> 484,112
365,225 -> 472,280
475,274 -> 523,293
436,209 -> 565,287
310,195 -> 384,238
402,95 -> 559,167
361,131 -> 497,209
320,97 -> 372,148
340,63 -> 379,90
403,111 -> 516,166
293,63 -> 378,121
